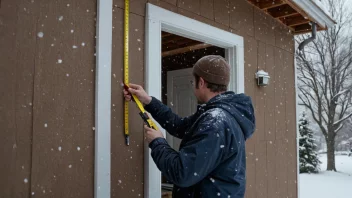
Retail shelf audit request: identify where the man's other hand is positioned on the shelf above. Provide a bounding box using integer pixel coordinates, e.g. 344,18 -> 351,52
144,125 -> 164,144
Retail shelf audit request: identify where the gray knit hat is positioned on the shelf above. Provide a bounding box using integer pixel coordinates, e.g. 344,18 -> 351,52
192,55 -> 230,86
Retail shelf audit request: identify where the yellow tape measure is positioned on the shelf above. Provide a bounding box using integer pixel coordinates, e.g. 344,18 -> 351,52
123,84 -> 159,131
123,0 -> 158,146
124,0 -> 130,145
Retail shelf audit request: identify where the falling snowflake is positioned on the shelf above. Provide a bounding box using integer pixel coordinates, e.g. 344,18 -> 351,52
24,178 -> 28,183
44,123 -> 48,128
37,32 -> 44,38
57,59 -> 62,64
220,145 -> 225,148
58,146 -> 62,151
77,147 -> 80,151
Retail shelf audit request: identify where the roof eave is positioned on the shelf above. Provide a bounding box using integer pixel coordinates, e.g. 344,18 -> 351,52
290,0 -> 336,29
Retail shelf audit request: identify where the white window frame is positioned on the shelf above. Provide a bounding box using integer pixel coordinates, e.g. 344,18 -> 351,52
144,3 -> 244,198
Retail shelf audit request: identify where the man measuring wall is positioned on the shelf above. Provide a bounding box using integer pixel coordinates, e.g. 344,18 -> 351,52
123,55 -> 256,198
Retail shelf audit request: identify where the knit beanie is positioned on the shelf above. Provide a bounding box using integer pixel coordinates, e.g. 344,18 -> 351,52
192,55 -> 230,86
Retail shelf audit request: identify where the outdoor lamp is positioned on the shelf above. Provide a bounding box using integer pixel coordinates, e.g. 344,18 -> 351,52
256,70 -> 270,86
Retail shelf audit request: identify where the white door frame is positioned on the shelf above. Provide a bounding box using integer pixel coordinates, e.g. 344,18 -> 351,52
145,3 -> 244,198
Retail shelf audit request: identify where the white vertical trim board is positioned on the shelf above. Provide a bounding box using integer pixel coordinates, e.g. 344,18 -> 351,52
145,3 -> 244,198
95,0 -> 112,197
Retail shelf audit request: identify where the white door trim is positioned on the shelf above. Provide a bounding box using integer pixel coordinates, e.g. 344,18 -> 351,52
95,0 -> 112,197
145,3 -> 244,198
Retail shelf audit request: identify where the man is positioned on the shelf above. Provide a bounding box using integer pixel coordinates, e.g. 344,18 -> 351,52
123,55 -> 255,198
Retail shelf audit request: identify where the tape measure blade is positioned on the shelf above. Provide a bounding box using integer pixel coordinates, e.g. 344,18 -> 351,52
124,101 -> 129,135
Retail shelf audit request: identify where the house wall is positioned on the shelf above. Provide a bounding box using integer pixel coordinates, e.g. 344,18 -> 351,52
0,0 -> 297,198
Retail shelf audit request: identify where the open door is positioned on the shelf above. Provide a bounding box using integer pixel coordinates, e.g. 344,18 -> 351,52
160,32 -> 225,196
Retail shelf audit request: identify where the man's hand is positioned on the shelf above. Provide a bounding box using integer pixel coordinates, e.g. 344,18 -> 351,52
144,125 -> 164,144
123,83 -> 152,105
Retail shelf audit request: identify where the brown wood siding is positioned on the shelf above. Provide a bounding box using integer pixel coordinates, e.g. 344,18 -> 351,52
1,0 -> 297,197
111,8 -> 145,197
1,0 -> 96,197
0,0 -> 32,197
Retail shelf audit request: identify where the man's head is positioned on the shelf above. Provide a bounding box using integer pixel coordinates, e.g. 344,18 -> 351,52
192,55 -> 230,104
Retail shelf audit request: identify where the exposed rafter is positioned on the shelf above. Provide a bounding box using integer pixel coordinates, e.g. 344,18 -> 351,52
162,43 -> 212,57
246,0 -> 336,35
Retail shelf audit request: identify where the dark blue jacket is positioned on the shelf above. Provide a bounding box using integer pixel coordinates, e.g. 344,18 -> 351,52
145,91 -> 255,198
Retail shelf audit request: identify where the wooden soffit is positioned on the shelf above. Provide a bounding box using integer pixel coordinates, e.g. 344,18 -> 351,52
161,32 -> 213,57
246,0 -> 336,34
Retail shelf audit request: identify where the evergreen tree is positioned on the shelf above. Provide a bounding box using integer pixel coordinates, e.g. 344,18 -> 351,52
299,111 -> 321,173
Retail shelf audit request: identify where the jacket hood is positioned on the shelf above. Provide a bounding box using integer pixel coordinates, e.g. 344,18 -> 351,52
199,91 -> 255,140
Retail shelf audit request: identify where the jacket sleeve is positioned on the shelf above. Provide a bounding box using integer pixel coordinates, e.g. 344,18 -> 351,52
144,96 -> 197,139
148,113 -> 225,188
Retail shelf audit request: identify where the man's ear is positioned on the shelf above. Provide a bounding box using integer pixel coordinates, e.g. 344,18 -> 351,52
199,77 -> 205,87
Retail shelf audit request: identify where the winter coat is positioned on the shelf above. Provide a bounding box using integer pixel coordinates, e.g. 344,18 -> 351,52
145,91 -> 255,198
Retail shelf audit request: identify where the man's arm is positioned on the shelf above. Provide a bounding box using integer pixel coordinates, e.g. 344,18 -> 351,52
145,96 -> 197,139
148,114 -> 226,187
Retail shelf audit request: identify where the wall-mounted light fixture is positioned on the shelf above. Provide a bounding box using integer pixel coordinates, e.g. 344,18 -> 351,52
256,70 -> 270,86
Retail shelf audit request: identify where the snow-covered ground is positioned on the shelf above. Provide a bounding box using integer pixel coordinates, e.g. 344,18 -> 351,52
300,154 -> 352,198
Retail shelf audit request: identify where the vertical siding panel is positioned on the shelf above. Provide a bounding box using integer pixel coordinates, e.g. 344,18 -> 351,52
0,0 -> 21,197
214,0 -> 229,27
30,0 -> 96,197
244,35 -> 257,198
244,36 -> 257,102
264,44 -> 276,141
149,0 -> 178,12
255,41 -> 266,141
255,141 -> 267,198
111,7 -> 124,197
177,0 -> 200,15
274,47 -> 285,140
254,7 -> 268,43
229,0 -> 254,37
11,0 -> 38,197
245,138 -> 256,198
284,50 -> 297,198
276,140 -> 288,197
113,0 -> 147,16
162,0 -> 177,5
267,140 -> 278,198
111,10 -> 145,198
267,17 -> 277,46
200,0 -> 214,20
